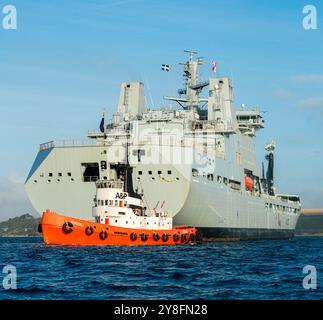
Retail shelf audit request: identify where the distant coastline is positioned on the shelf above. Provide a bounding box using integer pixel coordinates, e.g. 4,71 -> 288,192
301,209 -> 323,215
0,214 -> 41,237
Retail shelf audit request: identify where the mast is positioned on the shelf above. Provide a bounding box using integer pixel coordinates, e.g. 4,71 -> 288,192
265,142 -> 275,196
163,50 -> 209,110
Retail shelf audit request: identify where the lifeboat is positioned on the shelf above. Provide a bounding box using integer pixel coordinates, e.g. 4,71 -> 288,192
39,179 -> 197,246
245,176 -> 253,190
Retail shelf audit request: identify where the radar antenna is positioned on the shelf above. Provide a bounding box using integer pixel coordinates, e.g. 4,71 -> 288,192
184,49 -> 198,61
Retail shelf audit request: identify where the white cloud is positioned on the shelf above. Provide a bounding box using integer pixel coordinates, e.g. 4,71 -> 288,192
297,97 -> 323,108
0,175 -> 39,222
272,89 -> 293,100
291,74 -> 323,84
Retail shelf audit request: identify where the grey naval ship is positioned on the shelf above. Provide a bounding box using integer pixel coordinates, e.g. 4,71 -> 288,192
25,51 -> 301,240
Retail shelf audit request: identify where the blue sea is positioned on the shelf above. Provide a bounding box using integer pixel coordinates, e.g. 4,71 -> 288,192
0,236 -> 322,300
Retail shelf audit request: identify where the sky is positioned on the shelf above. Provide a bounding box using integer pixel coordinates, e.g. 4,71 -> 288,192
0,0 -> 322,220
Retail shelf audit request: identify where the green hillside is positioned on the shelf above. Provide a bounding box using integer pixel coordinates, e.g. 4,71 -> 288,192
0,214 -> 41,236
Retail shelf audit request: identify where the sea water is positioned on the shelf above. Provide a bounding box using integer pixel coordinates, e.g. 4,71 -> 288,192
0,237 -> 322,300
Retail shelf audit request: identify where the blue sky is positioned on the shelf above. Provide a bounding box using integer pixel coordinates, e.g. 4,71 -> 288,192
0,0 -> 322,219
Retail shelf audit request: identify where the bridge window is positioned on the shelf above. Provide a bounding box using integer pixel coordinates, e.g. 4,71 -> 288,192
167,170 -> 172,175
67,172 -> 72,177
207,174 -> 214,181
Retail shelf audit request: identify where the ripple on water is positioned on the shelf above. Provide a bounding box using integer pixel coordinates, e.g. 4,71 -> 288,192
0,237 -> 322,299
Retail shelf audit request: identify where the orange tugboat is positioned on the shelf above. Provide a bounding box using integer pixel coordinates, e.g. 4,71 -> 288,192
40,178 -> 197,246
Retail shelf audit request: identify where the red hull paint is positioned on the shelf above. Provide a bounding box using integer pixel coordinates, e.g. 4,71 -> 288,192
40,211 -> 197,246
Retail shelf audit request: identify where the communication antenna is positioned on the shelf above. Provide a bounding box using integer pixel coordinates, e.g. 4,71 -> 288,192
184,49 -> 198,61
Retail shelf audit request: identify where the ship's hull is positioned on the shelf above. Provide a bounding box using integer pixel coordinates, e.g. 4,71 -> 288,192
198,227 -> 294,240
173,166 -> 300,240
40,210 -> 197,246
26,138 -> 301,241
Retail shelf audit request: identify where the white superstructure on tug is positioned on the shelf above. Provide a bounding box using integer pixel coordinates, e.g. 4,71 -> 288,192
93,180 -> 172,230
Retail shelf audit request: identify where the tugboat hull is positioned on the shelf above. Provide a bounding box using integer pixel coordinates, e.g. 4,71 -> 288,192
40,211 -> 197,246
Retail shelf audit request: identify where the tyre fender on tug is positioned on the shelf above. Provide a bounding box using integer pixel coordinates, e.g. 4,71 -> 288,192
85,226 -> 94,236
99,230 -> 108,240
162,234 -> 169,242
140,233 -> 148,242
173,233 -> 180,242
62,222 -> 73,234
130,232 -> 137,241
189,233 -> 196,242
181,233 -> 188,243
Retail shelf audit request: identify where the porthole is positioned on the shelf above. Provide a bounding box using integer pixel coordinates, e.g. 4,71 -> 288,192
176,177 -> 179,181
56,179 -> 60,183
47,179 -> 51,183
151,177 -> 155,181
33,180 -> 38,184
71,178 -> 74,182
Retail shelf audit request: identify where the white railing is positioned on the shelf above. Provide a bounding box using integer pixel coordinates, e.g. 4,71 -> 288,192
39,140 -> 97,151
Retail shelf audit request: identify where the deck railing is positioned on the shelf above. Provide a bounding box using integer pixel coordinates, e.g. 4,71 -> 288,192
39,140 -> 97,151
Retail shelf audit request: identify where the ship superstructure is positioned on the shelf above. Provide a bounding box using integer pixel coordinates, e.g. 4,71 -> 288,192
25,51 -> 301,239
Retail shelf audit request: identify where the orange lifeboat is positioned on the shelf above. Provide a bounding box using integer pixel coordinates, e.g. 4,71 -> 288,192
39,179 -> 197,246
245,176 -> 253,190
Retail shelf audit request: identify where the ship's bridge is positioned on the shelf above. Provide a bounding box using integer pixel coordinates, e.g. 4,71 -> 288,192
236,110 -> 264,136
